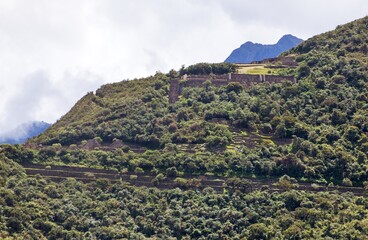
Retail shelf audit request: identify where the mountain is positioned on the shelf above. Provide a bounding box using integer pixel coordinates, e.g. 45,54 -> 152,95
28,16 -> 368,185
0,121 -> 51,144
225,34 -> 303,63
1,16 -> 368,239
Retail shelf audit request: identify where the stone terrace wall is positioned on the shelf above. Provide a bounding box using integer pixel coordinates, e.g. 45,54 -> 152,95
169,79 -> 180,103
169,73 -> 295,103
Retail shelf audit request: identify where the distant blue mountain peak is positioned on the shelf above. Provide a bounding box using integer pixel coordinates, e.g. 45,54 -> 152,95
0,121 -> 51,144
225,34 -> 303,63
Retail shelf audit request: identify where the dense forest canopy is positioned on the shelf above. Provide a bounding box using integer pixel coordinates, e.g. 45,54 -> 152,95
0,154 -> 368,239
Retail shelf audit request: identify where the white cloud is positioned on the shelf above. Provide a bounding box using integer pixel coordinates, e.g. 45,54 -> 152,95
216,0 -> 368,41
0,0 -> 367,133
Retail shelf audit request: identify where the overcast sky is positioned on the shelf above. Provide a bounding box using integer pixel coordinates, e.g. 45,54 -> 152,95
0,0 -> 367,133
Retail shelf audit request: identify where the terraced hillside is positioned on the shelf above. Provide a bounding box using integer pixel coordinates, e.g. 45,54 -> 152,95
1,16 -> 368,240
20,16 -> 367,188
1,154 -> 368,239
22,163 -> 365,196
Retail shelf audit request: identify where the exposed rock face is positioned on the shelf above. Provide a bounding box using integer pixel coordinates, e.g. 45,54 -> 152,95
225,34 -> 303,63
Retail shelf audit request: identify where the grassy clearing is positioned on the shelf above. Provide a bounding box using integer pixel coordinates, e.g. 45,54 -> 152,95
235,64 -> 265,74
246,67 -> 273,75
235,64 -> 290,75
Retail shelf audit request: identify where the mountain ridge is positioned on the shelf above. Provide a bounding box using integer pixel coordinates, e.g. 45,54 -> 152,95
225,34 -> 303,63
0,121 -> 51,144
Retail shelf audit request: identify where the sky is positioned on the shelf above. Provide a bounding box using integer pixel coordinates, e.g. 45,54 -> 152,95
0,0 -> 367,133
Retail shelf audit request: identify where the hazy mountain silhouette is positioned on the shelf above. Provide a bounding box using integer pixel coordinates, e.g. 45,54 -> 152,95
225,34 -> 303,63
0,121 -> 51,144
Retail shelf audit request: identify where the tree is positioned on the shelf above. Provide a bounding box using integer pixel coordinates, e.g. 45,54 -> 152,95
226,82 -> 243,94
248,223 -> 271,240
277,175 -> 299,190
297,63 -> 311,79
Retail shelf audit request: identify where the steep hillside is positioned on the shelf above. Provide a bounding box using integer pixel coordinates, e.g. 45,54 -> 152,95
31,63 -> 237,148
290,17 -> 368,81
225,34 -> 303,63
25,17 -> 368,187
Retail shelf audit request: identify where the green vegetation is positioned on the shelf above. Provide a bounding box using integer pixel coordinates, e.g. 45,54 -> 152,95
1,16 -> 368,239
245,67 -> 270,75
234,64 -> 296,75
0,155 -> 368,239
179,62 -> 237,75
235,64 -> 267,74
27,15 -> 368,186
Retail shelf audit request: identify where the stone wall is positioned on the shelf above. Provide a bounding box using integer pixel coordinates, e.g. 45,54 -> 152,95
169,73 -> 295,103
169,78 -> 181,104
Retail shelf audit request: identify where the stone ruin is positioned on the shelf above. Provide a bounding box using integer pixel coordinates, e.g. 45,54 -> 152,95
169,73 -> 295,103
